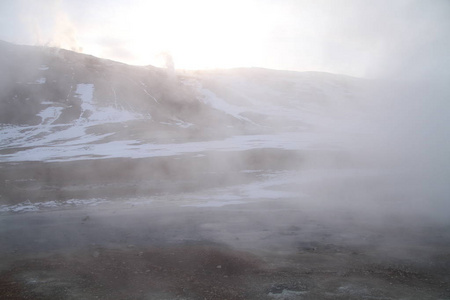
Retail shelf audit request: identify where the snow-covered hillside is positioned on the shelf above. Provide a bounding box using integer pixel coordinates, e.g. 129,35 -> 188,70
0,41 -> 367,163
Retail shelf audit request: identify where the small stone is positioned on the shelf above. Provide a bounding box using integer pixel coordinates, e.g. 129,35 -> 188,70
216,265 -> 222,269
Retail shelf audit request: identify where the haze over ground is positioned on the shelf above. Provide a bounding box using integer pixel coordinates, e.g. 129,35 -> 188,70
0,0 -> 448,227
0,1 -> 450,299
2,0 -> 449,213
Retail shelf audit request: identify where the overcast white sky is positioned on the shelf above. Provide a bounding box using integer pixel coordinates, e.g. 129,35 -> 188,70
0,0 -> 449,79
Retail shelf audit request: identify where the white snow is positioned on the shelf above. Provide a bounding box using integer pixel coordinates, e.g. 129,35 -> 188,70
188,71 -> 368,133
0,83 -> 147,156
37,106 -> 63,125
0,131 -> 344,162
181,170 -> 304,207
0,170 -> 301,213
0,198 -> 109,214
183,200 -> 247,208
75,83 -> 142,123
173,117 -> 193,128
198,87 -> 252,123
0,73 -> 365,163
76,84 -> 95,117
29,77 -> 46,84
268,290 -> 308,298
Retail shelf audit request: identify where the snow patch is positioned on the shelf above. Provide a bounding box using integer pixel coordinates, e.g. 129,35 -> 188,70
173,117 -> 193,128
183,200 -> 247,208
0,82 -> 148,153
27,77 -> 46,84
37,106 -> 63,125
0,131 -> 343,162
268,289 -> 308,298
76,83 -> 95,118
0,198 -> 109,214
180,170 -> 303,207
75,83 -> 142,123
191,80 -> 253,123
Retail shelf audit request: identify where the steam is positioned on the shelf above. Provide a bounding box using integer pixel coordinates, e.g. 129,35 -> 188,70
366,1 -> 450,81
5,0 -> 82,52
0,0 -> 449,260
48,11 -> 82,52
330,78 -> 450,224
156,51 -> 176,77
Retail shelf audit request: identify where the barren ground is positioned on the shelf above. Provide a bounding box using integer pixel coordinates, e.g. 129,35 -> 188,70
1,154 -> 449,299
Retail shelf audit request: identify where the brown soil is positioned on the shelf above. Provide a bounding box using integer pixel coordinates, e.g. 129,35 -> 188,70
1,200 -> 449,300
1,242 -> 449,300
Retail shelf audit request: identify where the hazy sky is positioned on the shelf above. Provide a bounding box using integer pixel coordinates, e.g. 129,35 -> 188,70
0,0 -> 449,78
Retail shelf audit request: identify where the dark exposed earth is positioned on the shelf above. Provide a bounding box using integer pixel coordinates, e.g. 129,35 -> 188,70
1,153 -> 449,300
1,40 -> 449,300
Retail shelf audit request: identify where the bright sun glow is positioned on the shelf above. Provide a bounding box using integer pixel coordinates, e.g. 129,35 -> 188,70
82,0 -> 271,70
2,0 -> 447,77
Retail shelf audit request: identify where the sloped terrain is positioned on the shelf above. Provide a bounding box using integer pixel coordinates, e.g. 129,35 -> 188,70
1,42 -> 449,299
0,41 -> 365,206
0,41 -> 367,163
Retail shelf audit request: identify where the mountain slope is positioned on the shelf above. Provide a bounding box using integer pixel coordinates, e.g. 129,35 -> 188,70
0,41 -> 367,163
0,42 -> 370,205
